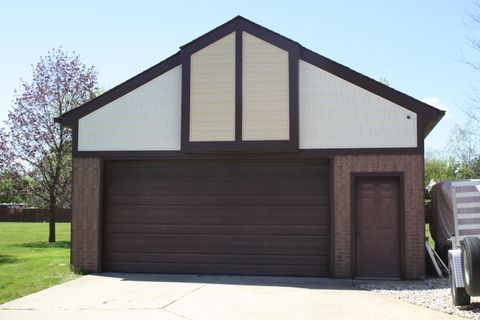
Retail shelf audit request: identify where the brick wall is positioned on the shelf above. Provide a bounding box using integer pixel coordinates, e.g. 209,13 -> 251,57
71,157 -> 102,273
68,154 -> 424,278
332,154 -> 425,280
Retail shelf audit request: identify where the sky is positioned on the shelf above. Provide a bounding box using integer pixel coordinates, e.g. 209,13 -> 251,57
0,0 -> 478,152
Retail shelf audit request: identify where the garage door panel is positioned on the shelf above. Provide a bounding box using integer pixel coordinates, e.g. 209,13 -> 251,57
102,262 -> 327,277
104,205 -> 329,225
104,224 -> 329,236
106,175 -> 328,186
104,252 -> 327,266
102,159 -> 330,276
105,181 -> 328,196
106,160 -> 329,178
103,234 -> 329,255
106,195 -> 329,206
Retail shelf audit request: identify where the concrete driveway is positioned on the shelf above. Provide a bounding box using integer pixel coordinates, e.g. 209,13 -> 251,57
0,273 -> 465,320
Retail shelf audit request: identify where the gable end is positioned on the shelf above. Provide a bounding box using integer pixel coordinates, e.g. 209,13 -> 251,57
56,16 -> 444,157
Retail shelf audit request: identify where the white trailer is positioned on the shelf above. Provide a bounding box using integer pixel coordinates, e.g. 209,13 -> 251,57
448,179 -> 480,306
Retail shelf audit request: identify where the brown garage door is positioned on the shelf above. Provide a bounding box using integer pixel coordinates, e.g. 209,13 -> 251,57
102,159 -> 330,276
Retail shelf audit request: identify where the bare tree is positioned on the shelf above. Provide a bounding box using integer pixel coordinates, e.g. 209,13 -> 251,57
2,48 -> 98,242
447,123 -> 480,178
464,0 -> 480,125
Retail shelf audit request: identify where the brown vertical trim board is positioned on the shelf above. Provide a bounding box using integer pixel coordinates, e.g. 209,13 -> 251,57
180,50 -> 191,152
288,45 -> 300,148
72,122 -> 79,156
417,118 -> 425,154
235,31 -> 243,141
350,172 -> 405,279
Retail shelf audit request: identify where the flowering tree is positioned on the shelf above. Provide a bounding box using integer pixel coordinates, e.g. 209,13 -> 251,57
0,128 -> 9,170
2,48 -> 98,242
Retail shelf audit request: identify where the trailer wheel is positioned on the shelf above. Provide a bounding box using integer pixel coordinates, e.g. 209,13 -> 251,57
450,259 -> 470,306
461,237 -> 480,296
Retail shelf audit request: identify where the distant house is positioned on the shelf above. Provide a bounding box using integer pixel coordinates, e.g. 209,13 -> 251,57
0,203 -> 26,209
57,16 -> 444,279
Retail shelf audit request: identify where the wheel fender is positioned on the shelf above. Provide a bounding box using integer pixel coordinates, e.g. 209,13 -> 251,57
449,249 -> 465,288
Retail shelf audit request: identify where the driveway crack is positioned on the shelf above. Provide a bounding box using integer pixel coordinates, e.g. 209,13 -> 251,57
164,308 -> 193,320
161,283 -> 208,310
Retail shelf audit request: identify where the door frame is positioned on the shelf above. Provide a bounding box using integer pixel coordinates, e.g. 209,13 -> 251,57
350,172 -> 405,279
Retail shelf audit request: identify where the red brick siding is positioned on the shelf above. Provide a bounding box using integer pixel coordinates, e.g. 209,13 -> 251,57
332,154 -> 425,280
71,157 -> 102,273
70,155 -> 425,279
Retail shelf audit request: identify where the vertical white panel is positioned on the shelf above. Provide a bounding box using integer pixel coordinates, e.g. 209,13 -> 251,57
299,60 -> 417,149
190,32 -> 236,141
242,32 -> 289,141
78,66 -> 182,151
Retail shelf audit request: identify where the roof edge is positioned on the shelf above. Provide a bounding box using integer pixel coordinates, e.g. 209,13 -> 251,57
58,52 -> 181,127
299,47 -> 443,122
179,15 -> 300,51
424,109 -> 446,138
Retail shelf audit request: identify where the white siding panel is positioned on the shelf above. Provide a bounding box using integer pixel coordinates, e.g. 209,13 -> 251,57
190,32 -> 235,141
299,60 -> 417,149
78,66 -> 182,151
242,32 -> 289,141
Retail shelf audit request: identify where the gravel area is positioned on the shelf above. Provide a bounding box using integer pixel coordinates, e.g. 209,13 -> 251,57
355,278 -> 480,319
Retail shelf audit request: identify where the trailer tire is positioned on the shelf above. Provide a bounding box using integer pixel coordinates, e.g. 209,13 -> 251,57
450,259 -> 470,306
461,237 -> 480,296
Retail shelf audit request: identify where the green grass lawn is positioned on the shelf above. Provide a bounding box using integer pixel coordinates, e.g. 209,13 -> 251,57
425,223 -> 435,249
0,222 -> 437,304
0,223 -> 78,304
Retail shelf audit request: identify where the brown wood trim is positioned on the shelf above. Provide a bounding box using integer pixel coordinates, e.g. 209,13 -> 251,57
350,172 -> 405,279
72,147 -> 422,159
180,18 -> 240,54
289,47 -> 300,149
417,118 -> 425,154
180,16 -> 300,56
235,31 -> 242,142
183,140 -> 298,153
180,49 -> 191,152
72,122 -> 79,155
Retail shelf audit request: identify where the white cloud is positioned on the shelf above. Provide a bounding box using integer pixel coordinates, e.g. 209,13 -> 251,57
420,97 -> 452,118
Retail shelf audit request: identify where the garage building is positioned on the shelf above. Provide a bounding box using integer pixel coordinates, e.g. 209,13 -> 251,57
57,16 -> 444,279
